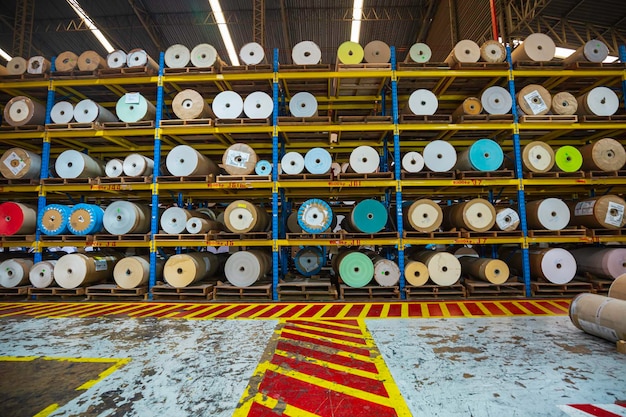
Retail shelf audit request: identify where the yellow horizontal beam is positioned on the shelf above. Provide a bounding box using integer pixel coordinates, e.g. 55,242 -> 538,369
399,123 -> 515,131
396,70 -> 509,78
154,239 -> 273,247
38,240 -> 151,248
518,123 -> 626,130
0,80 -> 49,89
51,76 -> 158,87
46,128 -> 155,138
404,237 -> 524,245
402,179 -> 519,187
277,238 -> 399,247
512,69 -> 624,77
278,180 -> 396,189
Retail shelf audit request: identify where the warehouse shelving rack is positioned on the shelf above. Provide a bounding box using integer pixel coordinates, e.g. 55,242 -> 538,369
0,44 -> 625,300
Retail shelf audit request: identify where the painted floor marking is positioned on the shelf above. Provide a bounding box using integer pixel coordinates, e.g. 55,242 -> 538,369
560,404 -> 626,417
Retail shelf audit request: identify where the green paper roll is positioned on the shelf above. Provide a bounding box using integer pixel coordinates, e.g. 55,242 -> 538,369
338,252 -> 374,288
554,146 -> 583,172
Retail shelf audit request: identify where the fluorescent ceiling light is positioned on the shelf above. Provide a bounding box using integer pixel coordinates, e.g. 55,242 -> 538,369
350,0 -> 364,43
0,47 -> 12,62
66,0 -> 114,53
208,0 -> 240,66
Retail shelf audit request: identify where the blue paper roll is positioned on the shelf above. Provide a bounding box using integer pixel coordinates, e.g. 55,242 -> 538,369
351,199 -> 388,233
68,203 -> 105,235
304,147 -> 332,175
298,198 -> 333,234
294,246 -> 324,276
40,204 -> 71,235
255,160 -> 272,175
461,138 -> 504,172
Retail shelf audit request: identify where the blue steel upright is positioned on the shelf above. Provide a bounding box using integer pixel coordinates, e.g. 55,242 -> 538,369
272,48 -> 280,300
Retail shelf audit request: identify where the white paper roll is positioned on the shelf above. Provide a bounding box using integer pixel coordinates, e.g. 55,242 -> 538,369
529,198 -> 570,230
281,152 -> 305,175
402,151 -> 424,173
160,207 -> 193,234
6,57 -> 27,74
537,248 -> 577,284
0,258 -> 33,288
186,217 -> 216,234
107,50 -> 127,68
373,258 -> 400,286
105,159 -> 124,178
243,91 -> 273,119
511,33 -> 556,62
414,251 -> 462,286
50,101 -> 74,124
407,89 -> 438,115
27,56 -> 50,74
3,96 -> 46,126
292,41 -> 322,65
103,201 -> 151,235
581,39 -> 609,62
123,154 -> 154,177
304,148 -> 332,175
29,260 -> 57,288
480,40 -> 506,63
164,44 -> 191,68
191,43 -> 219,67
225,251 -> 270,287
166,145 -> 218,177
349,146 -> 380,174
55,150 -> 103,178
481,86 -> 513,115
74,99 -> 117,123
127,49 -> 156,68
408,43 -> 432,63
116,93 -> 156,123
495,207 -> 520,231
289,92 -> 318,117
240,42 -> 265,65
212,91 -> 244,119
423,140 -> 457,172
445,39 -> 481,64
577,87 -> 620,116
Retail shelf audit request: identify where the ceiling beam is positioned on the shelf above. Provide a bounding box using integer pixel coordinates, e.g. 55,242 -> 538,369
127,0 -> 165,51
415,0 -> 439,43
253,0 -> 265,46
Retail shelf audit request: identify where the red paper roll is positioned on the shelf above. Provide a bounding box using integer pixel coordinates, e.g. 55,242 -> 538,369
0,202 -> 37,235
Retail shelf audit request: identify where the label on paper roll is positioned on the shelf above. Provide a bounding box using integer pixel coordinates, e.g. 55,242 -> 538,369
302,257 -> 316,272
605,202 -> 624,227
225,150 -> 250,168
577,319 -> 618,342
94,259 -> 108,271
575,200 -> 595,216
125,92 -> 140,104
496,209 -> 519,226
238,203 -> 247,208
3,151 -> 26,176
523,90 -> 548,115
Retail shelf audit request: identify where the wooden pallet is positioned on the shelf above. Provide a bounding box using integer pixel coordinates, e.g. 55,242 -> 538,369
0,124 -> 45,132
159,118 -> 213,127
451,62 -> 509,70
213,281 -> 272,300
277,279 -> 337,301
576,277 -> 612,295
94,176 -> 152,185
86,284 -> 147,300
210,232 -> 272,241
460,230 -> 523,239
215,118 -> 270,126
397,62 -> 450,70
45,122 -> 102,130
156,175 -> 215,183
401,171 -> 456,180
404,284 -> 467,299
151,282 -> 214,300
98,67 -> 155,77
400,114 -> 452,124
581,115 -> 626,123
464,278 -> 526,298
585,228 -> 626,238
279,64 -> 332,72
0,178 -> 39,186
564,62 -> 626,70
278,173 -> 333,181
29,286 -> 86,299
514,61 -> 562,69
1,234 -> 36,243
0,285 -> 30,298
456,170 -> 515,179
153,233 -> 208,241
50,70 -> 98,79
586,170 -> 626,179
527,228 -> 587,238
524,170 -> 584,179
278,116 -> 332,125
216,174 -> 271,183
286,232 -> 343,240
42,177 -> 94,185
0,73 -> 49,81
337,172 -> 394,180
336,63 -> 391,71
39,235 -> 93,243
455,114 -> 514,123
339,231 -> 399,240
519,115 -> 578,123
531,280 -> 594,297
93,234 -> 151,242
403,230 -> 462,239
337,115 -> 392,124
221,64 -> 272,73
163,66 -> 217,75
340,285 -> 400,299
101,120 -> 155,129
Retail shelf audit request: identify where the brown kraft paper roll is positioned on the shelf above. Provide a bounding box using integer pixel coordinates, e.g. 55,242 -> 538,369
55,51 -> 79,72
580,138 -> 626,172
442,198 -> 496,232
114,256 -> 164,289
608,274 -> 626,301
3,96 -> 47,126
459,256 -> 509,285
164,252 -> 219,288
224,200 -> 270,233
451,97 -> 482,121
517,84 -> 552,115
404,260 -> 429,286
78,50 -> 108,71
570,293 -> 626,342
222,143 -> 258,175
404,199 -> 443,233
551,92 -> 578,115
172,89 -> 214,120
571,195 -> 626,230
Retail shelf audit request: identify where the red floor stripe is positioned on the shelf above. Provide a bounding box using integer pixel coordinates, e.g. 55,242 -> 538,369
344,304 -> 365,317
188,305 -> 233,318
366,304 -> 384,317
214,305 -> 250,318
517,301 -> 547,315
280,330 -> 371,357
276,304 -> 308,318
236,305 -> 271,318
536,300 -> 568,314
445,303 -> 464,316
271,354 -> 389,397
554,300 -> 571,310
288,320 -> 363,335
321,319 -> 360,327
427,303 -> 443,317
248,401 -> 283,417
257,305 -> 291,318
481,302 -> 506,315
320,304 -> 345,318
408,304 -> 423,317
283,324 -> 366,345
259,370 -> 397,417
166,305 -> 213,318
102,304 -> 160,317
295,304 -> 325,318
388,304 -> 402,317
500,301 -> 525,315
277,340 -> 377,374
463,302 -> 486,316
131,304 -> 182,318
568,404 -> 623,417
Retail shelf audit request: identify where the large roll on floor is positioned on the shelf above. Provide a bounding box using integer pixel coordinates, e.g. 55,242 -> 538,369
126,48 -> 158,69
580,138 -> 626,172
454,139 -> 503,171
401,151 -> 424,173
107,50 -> 127,68
452,97 -> 482,120
554,146 -> 583,172
406,89 -> 438,115
460,256 -> 509,285
0,202 -> 37,235
103,201 -> 151,235
54,51 -> 79,72
172,89 -> 213,120
239,42 -> 265,65
337,41 -> 364,64
40,204 -> 71,235
571,247 -> 626,280
304,147 -> 332,175
160,207 -> 198,234
526,198 -> 570,230
55,150 -> 103,178
289,92 -> 318,117
164,44 -> 191,68
609,275 -> 626,300
0,258 -> 33,288
342,199 -> 388,234
224,250 -> 271,287
412,251 -> 462,286
166,145 -> 219,177
517,84 -> 552,115
116,93 -> 156,123
50,101 -> 74,124
0,148 -> 41,179
105,159 -> 124,178
369,254 -> 400,287
281,152 -> 305,175
68,204 -> 104,235
481,86 -> 513,115
6,57 -> 27,75
570,293 -> 626,342
443,198 -> 496,232
572,195 -> 626,230
54,252 -> 120,289
27,56 -> 50,74
551,92 -> 578,115
123,153 -> 154,177
224,200 -> 270,233
298,198 -> 333,234
349,146 -> 379,174
77,51 -> 107,71
334,250 -> 374,288
404,199 -> 443,233
292,41 -> 322,65
577,87 -> 619,116
404,260 -> 429,286
114,255 -> 163,289
74,99 -> 117,123
495,207 -> 520,231
294,246 -> 324,277
212,91 -> 244,119
517,141 -> 555,173
511,33 -> 556,63
364,40 -> 391,63
407,43 -> 432,63
423,140 -> 457,172
243,91 -> 273,119
444,39 -> 481,65
563,39 -> 609,64
507,247 -> 576,284
222,143 -> 258,175
164,252 -> 219,288
3,96 -> 46,126
480,40 -> 506,63
29,260 -> 57,288
190,43 -> 220,67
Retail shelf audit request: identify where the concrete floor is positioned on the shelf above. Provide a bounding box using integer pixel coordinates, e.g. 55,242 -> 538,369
0,309 -> 624,416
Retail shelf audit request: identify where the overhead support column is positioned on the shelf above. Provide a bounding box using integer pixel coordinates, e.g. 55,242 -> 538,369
253,0 -> 265,47
12,0 -> 35,57
128,0 -> 165,51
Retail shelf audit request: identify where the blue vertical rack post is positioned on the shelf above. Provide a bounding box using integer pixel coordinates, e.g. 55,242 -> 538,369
271,48 -> 280,301
149,52 -> 166,295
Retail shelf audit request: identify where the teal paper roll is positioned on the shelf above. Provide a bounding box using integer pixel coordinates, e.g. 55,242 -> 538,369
255,160 -> 272,175
339,252 -> 374,288
351,199 -> 388,233
457,138 -> 504,171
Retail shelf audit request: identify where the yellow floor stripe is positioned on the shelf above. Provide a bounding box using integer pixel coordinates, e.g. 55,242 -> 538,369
32,304 -> 90,318
75,358 -> 131,390
280,326 -> 368,348
421,303 -> 430,318
286,321 -> 367,338
493,301 -> 515,316
358,304 -> 371,318
440,303 -> 452,318
228,304 -> 262,319
79,303 -> 150,318
248,305 -> 277,319
289,304 -> 316,319
278,328 -> 376,363
274,349 -> 380,380
311,304 -> 334,319
511,301 -> 535,315
251,392 -> 321,417
33,403 -> 59,417
401,303 -> 409,317
126,304 -> 172,317
48,304 -> 113,318
0,303 -> 70,318
457,302 -> 476,317
474,302 -> 493,316
546,300 -> 570,313
529,301 -> 558,315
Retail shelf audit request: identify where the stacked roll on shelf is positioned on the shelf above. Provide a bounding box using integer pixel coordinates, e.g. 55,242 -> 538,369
510,33 -> 556,63
0,148 -> 41,179
3,96 -> 47,126
107,50 -> 127,68
0,202 -> 37,236
54,51 -> 79,72
570,248 -> 626,280
54,252 -> 120,289
409,250 -> 462,286
293,247 -> 324,277
0,258 -> 33,288
114,256 -> 163,289
239,42 -> 265,65
27,56 -> 50,75
164,252 -> 218,288
50,101 -> 74,124
78,51 -> 107,71
67,204 -> 104,236
504,247 -> 576,284
224,250 -> 271,287
29,260 -> 57,288
116,93 -> 156,123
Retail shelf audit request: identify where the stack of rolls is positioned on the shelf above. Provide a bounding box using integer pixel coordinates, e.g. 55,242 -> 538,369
503,247 -> 576,284
164,252 -> 219,288
223,200 -> 270,233
165,145 -> 220,177
54,252 -> 121,288
442,198 -> 496,232
0,148 -> 41,179
332,249 -> 374,288
224,250 -> 271,287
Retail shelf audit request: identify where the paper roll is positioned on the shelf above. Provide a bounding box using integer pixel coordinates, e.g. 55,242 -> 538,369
570,293 -> 626,342
481,86 -> 512,115
526,198 -> 570,230
29,260 -> 57,288
166,145 -> 219,177
190,43 -> 220,67
580,138 -> 626,172
445,39 -> 481,64
103,201 -> 151,235
423,140 -> 457,172
335,250 -> 374,288
74,99 -> 117,123
571,247 -> 626,280
371,256 -> 400,287
77,51 -> 107,71
224,250 -> 271,287
123,153 -> 153,177
114,256 -> 163,289
224,200 -> 269,233
517,84 -> 552,115
460,256 -> 509,284
54,51 -> 79,72
172,89 -> 213,120
3,96 -> 47,126
240,42 -> 265,65
563,39 -> 609,64
55,150 -> 103,178
160,207 -> 194,234
243,91 -> 273,119
0,258 -> 33,288
517,247 -> 576,284
54,252 -> 120,288
448,247 -> 480,258
551,92 -> 578,115
298,198 -> 333,234
404,199 -> 443,232
554,146 -> 583,172
454,138 -> 504,172
0,148 -> 41,179
404,260 -> 429,286
572,195 -> 626,230
363,41 -> 391,63
40,204 -> 71,235
107,50 -> 127,68
292,41 -> 322,65
349,146 -> 379,174
68,204 -> 104,235
452,97 -> 482,120
116,93 -> 156,123
516,141 -> 554,172
407,89 -> 438,115
0,202 -> 36,235
212,91 -> 244,119
27,56 -> 50,74
609,275 -> 626,301
50,101 -> 74,124
342,199 -> 388,234
495,207 -> 520,231
407,43 -> 432,63
105,159 -> 124,178
480,40 -> 506,63
304,147 -> 332,175
443,198 -> 496,232
401,151 -> 424,173
126,48 -> 158,69
337,41 -> 364,64
412,251 -> 461,286
164,252 -> 219,288
186,217 -> 222,234
289,92 -> 318,117
6,57 -> 27,74
287,212 -> 303,233
222,143 -> 258,175
255,160 -> 272,175
577,87 -> 619,116
281,152 -> 305,175
511,33 -> 556,63
294,246 -> 324,277
164,44 -> 191,68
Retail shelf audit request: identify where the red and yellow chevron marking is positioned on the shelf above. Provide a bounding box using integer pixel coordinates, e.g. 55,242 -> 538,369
234,319 -> 411,417
0,299 -> 571,320
560,403 -> 626,416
